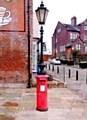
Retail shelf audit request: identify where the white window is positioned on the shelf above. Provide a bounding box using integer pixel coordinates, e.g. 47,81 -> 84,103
56,49 -> 57,53
76,44 -> 81,50
58,28 -> 61,33
32,42 -> 37,72
85,46 -> 87,52
60,45 -> 65,52
56,39 -> 57,43
70,33 -> 77,39
84,25 -> 87,30
84,35 -> 87,41
54,39 -> 57,44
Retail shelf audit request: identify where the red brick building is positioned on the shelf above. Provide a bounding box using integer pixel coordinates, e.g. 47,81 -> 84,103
52,16 -> 87,60
0,0 -> 33,84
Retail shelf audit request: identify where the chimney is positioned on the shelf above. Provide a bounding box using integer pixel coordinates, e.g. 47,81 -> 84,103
71,16 -> 77,26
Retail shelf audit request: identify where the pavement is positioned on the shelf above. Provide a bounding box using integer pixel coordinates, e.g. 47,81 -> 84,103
0,64 -> 87,120
45,63 -> 87,100
0,83 -> 87,120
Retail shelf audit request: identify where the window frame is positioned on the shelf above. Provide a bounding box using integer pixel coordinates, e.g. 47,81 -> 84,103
70,33 -> 78,40
84,25 -> 87,30
84,34 -> 87,41
57,28 -> 61,33
60,45 -> 65,52
76,43 -> 81,50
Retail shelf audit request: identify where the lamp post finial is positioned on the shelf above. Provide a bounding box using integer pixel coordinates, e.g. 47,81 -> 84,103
40,0 -> 44,7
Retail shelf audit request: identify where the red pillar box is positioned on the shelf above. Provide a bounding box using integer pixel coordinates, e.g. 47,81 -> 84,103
35,74 -> 49,111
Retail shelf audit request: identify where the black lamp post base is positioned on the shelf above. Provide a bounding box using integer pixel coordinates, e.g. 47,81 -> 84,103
37,63 -> 46,75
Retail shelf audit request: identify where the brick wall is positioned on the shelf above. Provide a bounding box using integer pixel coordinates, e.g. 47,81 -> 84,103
0,0 -> 33,83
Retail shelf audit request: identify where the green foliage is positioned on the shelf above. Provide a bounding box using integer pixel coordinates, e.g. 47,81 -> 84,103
72,50 -> 80,56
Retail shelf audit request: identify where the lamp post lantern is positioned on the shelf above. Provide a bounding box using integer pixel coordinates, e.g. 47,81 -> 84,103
35,1 -> 49,74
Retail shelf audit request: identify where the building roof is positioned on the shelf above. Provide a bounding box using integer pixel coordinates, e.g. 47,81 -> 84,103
66,36 -> 84,47
66,39 -> 76,47
63,24 -> 80,32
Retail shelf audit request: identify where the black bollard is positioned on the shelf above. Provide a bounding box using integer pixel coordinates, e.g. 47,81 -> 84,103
63,67 -> 65,82
57,66 -> 59,73
86,73 -> 87,84
52,64 -> 54,71
45,63 -> 47,69
69,69 -> 71,78
76,70 -> 78,81
49,64 -> 50,70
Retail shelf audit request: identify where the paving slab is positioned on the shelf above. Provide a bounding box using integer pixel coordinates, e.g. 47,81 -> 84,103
0,85 -> 87,120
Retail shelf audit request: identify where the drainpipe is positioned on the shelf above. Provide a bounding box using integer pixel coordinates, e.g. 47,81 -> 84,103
55,28 -> 56,58
27,0 -> 31,88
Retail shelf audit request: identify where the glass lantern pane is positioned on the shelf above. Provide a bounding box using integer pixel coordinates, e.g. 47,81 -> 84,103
44,10 -> 48,23
40,9 -> 45,23
36,10 -> 40,23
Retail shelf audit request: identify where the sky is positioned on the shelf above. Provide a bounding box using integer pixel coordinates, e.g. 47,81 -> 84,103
33,0 -> 87,52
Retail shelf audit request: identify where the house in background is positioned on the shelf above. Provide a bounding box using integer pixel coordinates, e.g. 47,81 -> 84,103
52,16 -> 87,61
40,42 -> 51,61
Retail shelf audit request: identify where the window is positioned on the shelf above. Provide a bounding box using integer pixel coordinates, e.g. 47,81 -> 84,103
70,33 -> 77,39
60,45 -> 65,52
56,39 -> 57,43
76,44 -> 81,50
57,28 -> 61,33
54,39 -> 57,44
84,25 -> 87,30
85,46 -> 87,52
32,42 -> 37,72
56,48 -> 57,53
84,35 -> 87,41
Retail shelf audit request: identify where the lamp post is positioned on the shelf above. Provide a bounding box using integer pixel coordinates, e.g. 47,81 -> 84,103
35,1 -> 49,74
35,1 -> 49,111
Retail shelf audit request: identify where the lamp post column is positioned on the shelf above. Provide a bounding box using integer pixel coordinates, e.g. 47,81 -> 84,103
40,26 -> 44,64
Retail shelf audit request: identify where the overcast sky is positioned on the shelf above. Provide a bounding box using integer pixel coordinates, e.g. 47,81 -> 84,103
33,0 -> 87,52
